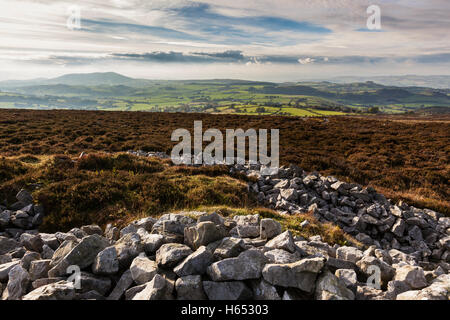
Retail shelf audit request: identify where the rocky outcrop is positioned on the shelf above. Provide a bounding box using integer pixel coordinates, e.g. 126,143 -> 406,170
238,163 -> 449,270
1,154 -> 449,300
1,209 -> 449,300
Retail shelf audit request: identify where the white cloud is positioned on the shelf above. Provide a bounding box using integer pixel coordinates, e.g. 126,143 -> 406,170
298,57 -> 315,65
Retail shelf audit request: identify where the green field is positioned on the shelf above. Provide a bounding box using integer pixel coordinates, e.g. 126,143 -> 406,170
1,74 -> 449,116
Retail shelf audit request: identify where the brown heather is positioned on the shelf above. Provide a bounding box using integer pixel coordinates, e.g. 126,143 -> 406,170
0,109 -> 448,219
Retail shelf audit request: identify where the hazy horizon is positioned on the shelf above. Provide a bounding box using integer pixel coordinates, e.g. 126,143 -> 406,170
2,71 -> 450,84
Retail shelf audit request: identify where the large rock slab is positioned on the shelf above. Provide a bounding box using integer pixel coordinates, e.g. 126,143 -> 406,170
132,274 -> 172,300
262,257 -> 325,293
184,221 -> 226,250
114,233 -> 144,268
130,255 -> 158,285
212,237 -> 244,260
23,281 -> 75,300
0,236 -> 20,255
315,271 -> 355,300
48,235 -> 109,277
396,274 -> 449,300
260,218 -> 282,239
207,249 -> 267,281
336,246 -> 363,264
29,259 -> 51,281
394,265 -> 428,290
20,233 -> 44,253
107,270 -> 134,300
0,260 -> 21,282
92,246 -> 119,275
264,249 -> 302,264
156,243 -> 193,268
265,231 -> 296,253
174,246 -> 213,276
4,265 -> 30,300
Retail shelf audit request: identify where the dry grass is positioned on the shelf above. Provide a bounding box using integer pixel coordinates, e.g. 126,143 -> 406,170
196,206 -> 360,247
0,153 -> 251,232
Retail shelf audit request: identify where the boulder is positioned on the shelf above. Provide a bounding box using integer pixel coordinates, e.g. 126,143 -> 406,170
233,214 -> 260,226
262,257 -> 325,293
0,210 -> 11,227
138,231 -> 165,254
198,212 -> 225,226
20,251 -> 41,270
49,240 -> 78,268
78,272 -> 111,296
207,249 -> 267,281
0,236 -> 20,255
396,274 -> 449,300
264,249 -> 302,264
335,269 -> 357,289
315,271 -> 355,300
0,260 -> 20,282
23,281 -> 75,300
175,275 -> 207,300
184,222 -> 227,250
5,265 -> 30,300
105,224 -> 120,241
48,235 -> 109,277
107,270 -> 134,300
174,246 -> 213,276
16,189 -> 33,205
251,279 -> 281,300
212,237 -> 245,260
356,285 -> 386,300
31,277 -> 64,290
336,246 -> 363,264
29,259 -> 51,281
265,231 -> 296,253
41,245 -> 54,260
92,246 -> 119,275
235,225 -> 260,238
394,265 -> 428,290
156,243 -> 193,268
391,219 -> 406,237
130,255 -> 158,285
114,233 -> 144,268
260,219 -> 282,239
280,189 -> 298,202
132,274 -> 172,300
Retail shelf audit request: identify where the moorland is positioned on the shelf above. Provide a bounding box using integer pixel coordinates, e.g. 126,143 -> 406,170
0,109 -> 448,232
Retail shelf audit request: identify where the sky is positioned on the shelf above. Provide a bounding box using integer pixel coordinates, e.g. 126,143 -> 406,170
0,0 -> 449,81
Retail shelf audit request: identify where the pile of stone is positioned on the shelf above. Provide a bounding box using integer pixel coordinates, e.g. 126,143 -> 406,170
239,164 -> 449,269
0,211 -> 448,300
0,190 -> 45,236
127,150 -> 170,159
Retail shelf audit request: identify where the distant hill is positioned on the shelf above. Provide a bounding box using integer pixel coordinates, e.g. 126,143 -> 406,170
330,75 -> 450,89
0,72 -> 154,88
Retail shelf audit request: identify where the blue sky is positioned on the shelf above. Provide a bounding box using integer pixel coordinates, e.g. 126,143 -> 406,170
0,0 -> 449,81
